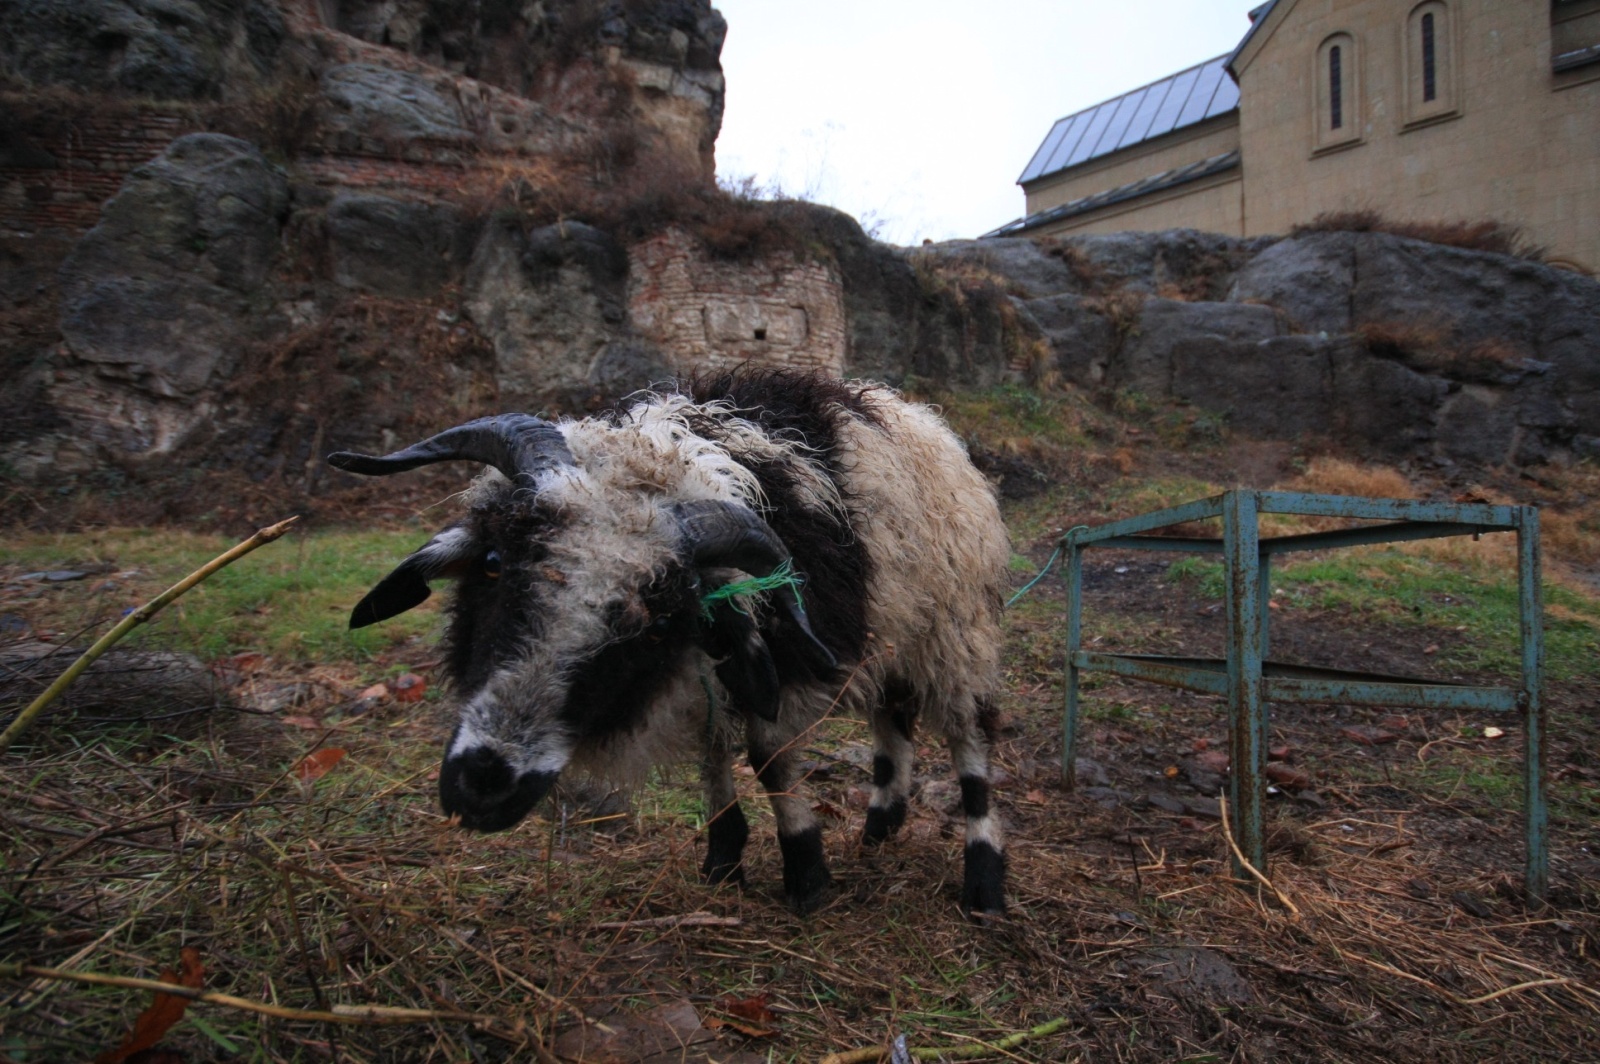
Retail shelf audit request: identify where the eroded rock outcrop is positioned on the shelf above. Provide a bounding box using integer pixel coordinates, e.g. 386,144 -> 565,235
926,229 -> 1600,470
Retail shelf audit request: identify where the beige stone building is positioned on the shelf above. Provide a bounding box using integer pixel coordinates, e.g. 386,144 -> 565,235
991,0 -> 1600,273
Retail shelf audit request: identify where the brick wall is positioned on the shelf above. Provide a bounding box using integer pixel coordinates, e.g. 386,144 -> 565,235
627,228 -> 847,377
0,109 -> 189,233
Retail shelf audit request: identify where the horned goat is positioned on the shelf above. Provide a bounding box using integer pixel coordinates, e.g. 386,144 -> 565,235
329,370 -> 1011,916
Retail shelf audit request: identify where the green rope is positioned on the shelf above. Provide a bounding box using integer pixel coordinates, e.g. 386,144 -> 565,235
698,558 -> 805,619
1004,524 -> 1089,609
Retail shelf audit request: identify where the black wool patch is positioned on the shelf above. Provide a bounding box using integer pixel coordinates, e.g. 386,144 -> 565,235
678,368 -> 883,668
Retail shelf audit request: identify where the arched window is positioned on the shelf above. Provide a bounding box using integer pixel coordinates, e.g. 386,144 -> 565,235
1315,33 -> 1360,151
1405,3 -> 1458,126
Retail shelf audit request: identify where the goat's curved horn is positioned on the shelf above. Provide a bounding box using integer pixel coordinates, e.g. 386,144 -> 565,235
671,500 -> 789,575
327,415 -> 574,487
672,500 -> 838,674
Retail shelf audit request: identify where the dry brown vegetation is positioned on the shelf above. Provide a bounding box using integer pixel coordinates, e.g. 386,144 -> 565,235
1356,320 -> 1533,380
1293,210 -> 1548,261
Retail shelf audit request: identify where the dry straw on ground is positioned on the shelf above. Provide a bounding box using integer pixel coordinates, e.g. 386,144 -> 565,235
3,655 -> 1598,1062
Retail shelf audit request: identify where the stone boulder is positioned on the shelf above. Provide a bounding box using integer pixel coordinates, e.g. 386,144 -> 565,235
0,0 -> 286,99
1228,231 -> 1356,334
326,193 -> 478,298
57,133 -> 288,403
465,219 -> 633,407
316,63 -> 477,148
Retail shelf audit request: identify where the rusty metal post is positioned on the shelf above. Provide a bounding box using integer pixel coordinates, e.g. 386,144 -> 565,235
1224,491 -> 1266,876
1519,506 -> 1548,901
1258,553 -> 1273,663
1062,533 -> 1084,789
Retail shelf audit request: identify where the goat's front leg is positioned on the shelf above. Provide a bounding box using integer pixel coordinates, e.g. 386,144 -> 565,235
748,718 -> 832,914
701,730 -> 748,887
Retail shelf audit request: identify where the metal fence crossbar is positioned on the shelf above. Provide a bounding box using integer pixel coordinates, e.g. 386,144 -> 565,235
1060,490 -> 1547,900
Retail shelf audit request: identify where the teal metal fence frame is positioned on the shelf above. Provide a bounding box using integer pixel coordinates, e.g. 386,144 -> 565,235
1060,490 -> 1547,900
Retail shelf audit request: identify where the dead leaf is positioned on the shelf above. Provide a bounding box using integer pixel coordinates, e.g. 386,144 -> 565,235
392,673 -> 427,702
359,682 -> 390,701
1423,644 -> 1440,655
1483,726 -> 1505,739
1264,763 -> 1311,790
279,716 -> 322,730
96,947 -> 204,1064
1191,737 -> 1210,752
811,799 -> 845,819
1023,788 -> 1047,804
707,993 -> 777,1037
1340,726 -> 1398,745
295,748 -> 347,784
1268,744 -> 1292,762
1163,765 -> 1180,778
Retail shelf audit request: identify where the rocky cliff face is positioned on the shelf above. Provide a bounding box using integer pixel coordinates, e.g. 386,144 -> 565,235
2,1 -> 1598,526
924,230 -> 1600,472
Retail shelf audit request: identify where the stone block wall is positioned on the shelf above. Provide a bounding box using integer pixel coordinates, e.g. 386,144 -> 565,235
627,228 -> 847,376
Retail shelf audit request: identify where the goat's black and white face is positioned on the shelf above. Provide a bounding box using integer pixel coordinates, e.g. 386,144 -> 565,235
330,415 -> 836,834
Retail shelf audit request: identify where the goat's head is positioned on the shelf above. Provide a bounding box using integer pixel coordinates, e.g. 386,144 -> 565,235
329,415 -> 835,833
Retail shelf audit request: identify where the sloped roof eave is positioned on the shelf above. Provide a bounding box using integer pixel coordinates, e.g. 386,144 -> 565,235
1226,0 -> 1292,79
985,149 -> 1241,238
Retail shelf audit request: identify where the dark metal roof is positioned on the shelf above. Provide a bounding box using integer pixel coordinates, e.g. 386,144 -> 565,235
1018,55 -> 1240,186
1226,0 -> 1281,76
986,150 -> 1241,238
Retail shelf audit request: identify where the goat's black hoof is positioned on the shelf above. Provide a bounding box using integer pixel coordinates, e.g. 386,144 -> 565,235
786,869 -> 835,915
779,826 -> 833,914
861,799 -> 907,846
961,841 -> 1007,919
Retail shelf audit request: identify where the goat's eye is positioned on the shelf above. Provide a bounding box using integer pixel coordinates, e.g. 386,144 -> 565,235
484,551 -> 502,579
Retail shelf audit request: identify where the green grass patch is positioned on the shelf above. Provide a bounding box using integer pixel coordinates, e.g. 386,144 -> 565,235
1275,549 -> 1599,681
1163,545 -> 1600,680
924,383 -> 1091,449
1,526 -> 440,664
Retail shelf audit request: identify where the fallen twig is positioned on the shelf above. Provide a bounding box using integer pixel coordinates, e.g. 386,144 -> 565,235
593,911 -> 743,931
817,1016 -> 1074,1064
0,515 -> 301,755
1336,948 -> 1577,1007
0,961 -> 527,1035
1218,796 -> 1300,916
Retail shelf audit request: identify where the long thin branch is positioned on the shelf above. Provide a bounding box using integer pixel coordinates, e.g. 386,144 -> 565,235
0,515 -> 301,755
0,961 -> 514,1030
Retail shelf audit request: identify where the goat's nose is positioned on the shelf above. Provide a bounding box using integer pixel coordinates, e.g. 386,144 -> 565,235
438,746 -> 557,832
450,746 -> 516,803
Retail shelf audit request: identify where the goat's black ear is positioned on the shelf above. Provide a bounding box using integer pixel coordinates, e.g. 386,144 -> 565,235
699,597 -> 781,722
351,525 -> 476,629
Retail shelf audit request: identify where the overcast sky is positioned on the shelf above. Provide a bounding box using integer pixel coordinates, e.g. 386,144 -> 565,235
712,1 -> 1259,246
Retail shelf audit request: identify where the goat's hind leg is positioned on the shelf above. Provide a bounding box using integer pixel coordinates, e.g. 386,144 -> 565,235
947,700 -> 1006,916
701,731 -> 747,887
863,680 -> 916,846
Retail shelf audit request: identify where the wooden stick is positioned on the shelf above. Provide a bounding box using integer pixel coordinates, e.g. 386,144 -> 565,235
0,515 -> 300,755
595,908 -> 742,928
0,961 -> 508,1029
1218,796 -> 1300,916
